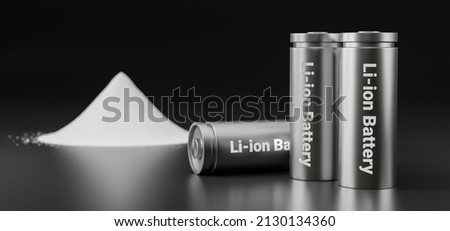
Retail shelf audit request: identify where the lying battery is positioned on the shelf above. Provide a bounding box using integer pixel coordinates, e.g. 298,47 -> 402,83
188,121 -> 290,175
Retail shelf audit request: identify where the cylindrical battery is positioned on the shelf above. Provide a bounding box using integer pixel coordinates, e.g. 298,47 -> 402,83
187,121 -> 290,175
289,32 -> 338,181
338,31 -> 398,189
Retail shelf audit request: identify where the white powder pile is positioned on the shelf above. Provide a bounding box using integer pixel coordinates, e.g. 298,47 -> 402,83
38,72 -> 187,147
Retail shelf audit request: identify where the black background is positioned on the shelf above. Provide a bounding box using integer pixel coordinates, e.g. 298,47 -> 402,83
1,0 -> 448,112
1,0 -> 450,210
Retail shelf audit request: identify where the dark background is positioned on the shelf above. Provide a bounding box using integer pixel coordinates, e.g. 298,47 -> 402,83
1,0 -> 447,116
1,0 -> 449,210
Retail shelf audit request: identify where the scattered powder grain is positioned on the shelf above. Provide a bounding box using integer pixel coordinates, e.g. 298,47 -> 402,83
7,131 -> 48,147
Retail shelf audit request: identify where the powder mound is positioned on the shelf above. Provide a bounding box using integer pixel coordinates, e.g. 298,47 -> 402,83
38,72 -> 187,147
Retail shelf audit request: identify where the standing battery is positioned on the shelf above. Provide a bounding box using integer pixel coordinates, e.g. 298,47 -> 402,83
188,121 -> 290,175
289,32 -> 338,181
338,31 -> 398,189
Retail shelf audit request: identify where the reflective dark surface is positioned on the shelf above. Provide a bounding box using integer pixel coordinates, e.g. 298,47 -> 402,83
1,104 -> 450,211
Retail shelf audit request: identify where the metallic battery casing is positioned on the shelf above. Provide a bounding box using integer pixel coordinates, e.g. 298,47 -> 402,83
188,121 -> 290,175
289,32 -> 338,181
338,31 -> 398,189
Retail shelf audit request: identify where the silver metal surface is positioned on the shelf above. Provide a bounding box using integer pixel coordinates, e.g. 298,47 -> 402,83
188,121 -> 290,175
338,31 -> 398,189
291,32 -> 339,43
289,32 -> 338,181
340,31 -> 397,43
